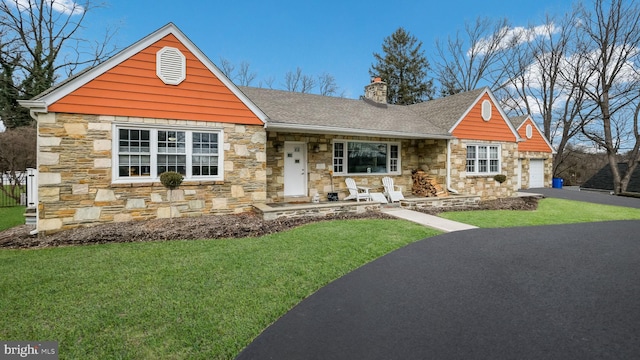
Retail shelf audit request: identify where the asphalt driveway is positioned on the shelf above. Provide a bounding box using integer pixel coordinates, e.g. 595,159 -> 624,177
236,191 -> 640,360
523,187 -> 640,209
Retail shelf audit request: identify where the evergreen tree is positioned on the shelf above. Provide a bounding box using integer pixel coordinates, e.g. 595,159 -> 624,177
370,27 -> 434,104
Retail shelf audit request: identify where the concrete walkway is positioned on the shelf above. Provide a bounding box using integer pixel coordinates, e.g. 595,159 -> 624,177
380,207 -> 478,232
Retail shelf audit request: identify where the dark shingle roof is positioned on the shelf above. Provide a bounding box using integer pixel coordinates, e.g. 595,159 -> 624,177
407,88 -> 486,131
582,163 -> 640,193
239,87 -> 467,138
509,115 -> 529,128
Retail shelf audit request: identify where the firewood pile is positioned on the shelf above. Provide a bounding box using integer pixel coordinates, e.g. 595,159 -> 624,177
411,170 -> 448,197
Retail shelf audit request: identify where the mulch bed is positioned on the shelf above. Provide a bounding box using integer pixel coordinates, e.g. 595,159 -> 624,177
0,197 -> 539,249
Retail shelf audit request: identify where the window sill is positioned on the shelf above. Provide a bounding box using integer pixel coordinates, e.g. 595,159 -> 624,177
466,174 -> 501,178
111,180 -> 224,187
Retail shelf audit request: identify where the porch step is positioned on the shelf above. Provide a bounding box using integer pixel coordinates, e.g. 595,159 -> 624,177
24,207 -> 37,225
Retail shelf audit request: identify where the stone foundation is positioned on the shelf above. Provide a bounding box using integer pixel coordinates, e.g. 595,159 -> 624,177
400,195 -> 481,210
253,201 -> 381,221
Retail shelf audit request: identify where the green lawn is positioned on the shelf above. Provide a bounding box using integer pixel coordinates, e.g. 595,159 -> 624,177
0,218 -> 438,360
0,206 -> 25,231
0,185 -> 25,207
440,198 -> 640,227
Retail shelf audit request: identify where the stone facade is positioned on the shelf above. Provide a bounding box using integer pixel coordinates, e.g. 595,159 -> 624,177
266,132 -> 448,203
518,151 -> 554,189
449,139 -> 519,199
36,112 -> 266,235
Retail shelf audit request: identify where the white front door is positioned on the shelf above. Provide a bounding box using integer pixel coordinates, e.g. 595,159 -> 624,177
284,142 -> 307,196
529,159 -> 545,188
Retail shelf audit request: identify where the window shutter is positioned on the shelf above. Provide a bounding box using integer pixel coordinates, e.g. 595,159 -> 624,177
156,47 -> 186,85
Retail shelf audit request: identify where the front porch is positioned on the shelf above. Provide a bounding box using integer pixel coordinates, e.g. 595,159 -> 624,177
252,194 -> 481,221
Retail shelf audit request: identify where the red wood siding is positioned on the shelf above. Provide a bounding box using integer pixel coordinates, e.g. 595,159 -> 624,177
48,34 -> 262,125
518,118 -> 553,152
451,93 -> 517,142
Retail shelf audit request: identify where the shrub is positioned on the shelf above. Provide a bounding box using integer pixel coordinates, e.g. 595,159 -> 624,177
159,171 -> 184,190
493,174 -> 507,183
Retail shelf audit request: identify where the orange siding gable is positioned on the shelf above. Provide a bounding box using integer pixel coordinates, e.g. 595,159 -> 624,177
451,93 -> 517,142
518,118 -> 553,152
48,34 -> 262,125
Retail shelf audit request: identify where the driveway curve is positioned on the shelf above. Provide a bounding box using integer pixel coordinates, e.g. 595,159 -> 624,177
237,191 -> 640,360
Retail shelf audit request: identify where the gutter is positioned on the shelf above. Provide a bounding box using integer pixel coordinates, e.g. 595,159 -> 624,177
17,100 -> 46,235
265,122 -> 454,140
17,100 -> 48,121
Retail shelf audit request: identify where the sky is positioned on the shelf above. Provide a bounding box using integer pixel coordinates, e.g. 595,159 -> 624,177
72,0 -> 575,100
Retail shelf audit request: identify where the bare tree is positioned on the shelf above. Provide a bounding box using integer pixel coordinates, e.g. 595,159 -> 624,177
219,58 -> 257,86
284,67 -> 315,93
0,0 -> 117,128
284,67 -> 302,92
500,12 -> 590,176
0,126 -> 36,202
218,57 -> 235,78
568,0 -> 640,193
259,76 -> 275,89
236,61 -> 256,86
318,72 -> 338,96
434,17 -> 521,95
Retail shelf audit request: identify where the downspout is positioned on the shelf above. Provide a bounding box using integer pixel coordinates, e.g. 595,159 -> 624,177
446,139 -> 459,194
18,100 -> 46,236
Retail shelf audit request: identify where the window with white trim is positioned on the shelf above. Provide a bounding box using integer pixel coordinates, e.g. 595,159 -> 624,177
115,126 -> 223,182
333,141 -> 400,175
466,144 -> 500,174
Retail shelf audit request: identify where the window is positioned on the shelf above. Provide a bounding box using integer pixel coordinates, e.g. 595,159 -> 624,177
115,126 -> 223,182
333,141 -> 400,175
466,144 -> 500,174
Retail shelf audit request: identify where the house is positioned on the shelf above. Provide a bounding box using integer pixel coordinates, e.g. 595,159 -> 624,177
510,115 -> 555,189
20,23 -> 554,235
582,163 -> 640,193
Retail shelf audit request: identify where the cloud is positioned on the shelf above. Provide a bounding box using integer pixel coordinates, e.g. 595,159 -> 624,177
472,23 -> 560,56
14,0 -> 84,15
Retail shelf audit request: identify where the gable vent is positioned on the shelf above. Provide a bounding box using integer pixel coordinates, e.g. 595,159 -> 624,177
481,100 -> 492,121
156,47 -> 186,85
526,124 -> 533,139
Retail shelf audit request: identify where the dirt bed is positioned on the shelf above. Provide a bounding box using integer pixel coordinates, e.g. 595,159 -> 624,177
0,197 -> 538,249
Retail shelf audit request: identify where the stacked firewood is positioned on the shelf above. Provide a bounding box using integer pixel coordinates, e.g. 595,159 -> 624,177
411,170 -> 448,197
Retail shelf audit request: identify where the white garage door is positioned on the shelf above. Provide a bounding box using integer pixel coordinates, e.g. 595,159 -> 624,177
529,159 -> 545,188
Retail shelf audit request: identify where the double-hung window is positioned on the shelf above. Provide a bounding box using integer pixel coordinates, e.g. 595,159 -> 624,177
115,126 -> 223,182
333,141 -> 400,175
466,144 -> 500,175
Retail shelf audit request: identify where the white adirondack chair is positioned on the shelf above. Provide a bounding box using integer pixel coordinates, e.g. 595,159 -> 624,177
344,178 -> 372,202
382,176 -> 404,202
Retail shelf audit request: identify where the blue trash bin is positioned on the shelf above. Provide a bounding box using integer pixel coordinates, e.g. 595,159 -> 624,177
552,177 -> 563,189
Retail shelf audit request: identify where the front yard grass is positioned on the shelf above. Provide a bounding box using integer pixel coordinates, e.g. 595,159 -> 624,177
0,206 -> 25,231
0,218 -> 438,360
440,198 -> 640,227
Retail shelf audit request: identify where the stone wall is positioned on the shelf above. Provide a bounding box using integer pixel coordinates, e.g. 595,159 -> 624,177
266,132 -> 448,203
36,112 -> 266,235
449,139 -> 519,199
400,194 -> 481,210
253,202 -> 380,221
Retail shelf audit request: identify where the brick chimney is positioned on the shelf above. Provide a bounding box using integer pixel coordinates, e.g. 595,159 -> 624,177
364,77 -> 387,104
